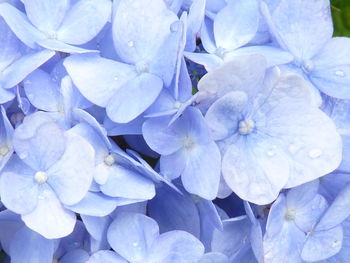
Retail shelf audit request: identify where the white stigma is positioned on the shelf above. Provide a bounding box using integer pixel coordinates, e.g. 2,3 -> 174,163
104,154 -> 115,166
45,31 -> 57,40
182,136 -> 195,150
34,171 -> 48,184
0,146 -> 9,156
238,119 -> 255,135
215,47 -> 226,58
135,61 -> 149,74
285,209 -> 297,221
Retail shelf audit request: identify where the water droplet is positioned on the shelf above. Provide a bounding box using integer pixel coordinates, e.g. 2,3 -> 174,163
113,76 -> 118,81
266,150 -> 275,157
127,41 -> 134,47
335,70 -> 345,77
174,101 -> 181,109
170,21 -> 180,32
19,153 -> 27,159
331,240 -> 339,248
132,242 -> 139,247
288,144 -> 299,154
308,149 -> 322,159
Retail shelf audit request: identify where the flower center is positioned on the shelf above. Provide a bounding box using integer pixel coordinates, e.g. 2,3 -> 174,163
238,119 -> 255,135
215,47 -> 226,58
285,208 -> 297,221
182,136 -> 195,150
104,154 -> 115,166
0,146 -> 9,156
135,61 -> 149,74
34,171 -> 48,184
301,60 -> 314,74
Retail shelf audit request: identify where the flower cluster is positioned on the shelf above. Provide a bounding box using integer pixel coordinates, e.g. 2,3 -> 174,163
0,0 -> 349,262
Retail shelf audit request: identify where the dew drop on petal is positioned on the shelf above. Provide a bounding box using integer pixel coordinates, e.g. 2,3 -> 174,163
335,70 -> 345,77
308,149 -> 322,159
266,150 -> 275,157
0,146 -> 9,156
114,76 -> 118,81
128,41 -> 134,47
170,21 -> 180,32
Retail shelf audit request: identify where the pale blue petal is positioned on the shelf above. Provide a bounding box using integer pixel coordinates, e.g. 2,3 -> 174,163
0,156 -> 38,214
9,226 -> 55,263
36,37 -> 97,53
0,2 -> 43,49
0,19 -> 20,71
225,45 -> 293,67
13,117 -> 66,171
81,214 -> 111,242
106,73 -> 163,123
142,116 -> 182,155
149,19 -> 183,86
64,54 -> 136,107
182,141 -> 221,200
148,186 -> 200,237
66,192 -> 118,217
60,249 -> 90,263
89,251 -> 128,263
186,0 -> 205,52
199,253 -> 229,263
107,212 -> 159,262
214,0 -> 259,51
23,0 -> 69,32
57,0 -> 111,45
205,91 -> 248,140
1,49 -> 55,90
47,130 -> 94,205
211,216 -> 251,258
301,226 -> 343,262
184,52 -> 223,72
112,0 -> 178,64
266,0 -> 333,61
23,69 -> 60,111
22,186 -> 76,239
222,138 -> 290,205
310,37 -> 350,99
160,150 -> 186,180
147,231 -> 204,263
316,184 -> 350,231
100,165 -> 155,200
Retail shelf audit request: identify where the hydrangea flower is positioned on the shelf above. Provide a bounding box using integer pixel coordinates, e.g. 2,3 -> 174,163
198,55 -> 342,204
0,0 -> 111,53
0,112 -> 94,238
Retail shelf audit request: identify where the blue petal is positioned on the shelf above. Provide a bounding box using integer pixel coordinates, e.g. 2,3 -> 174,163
23,69 -> 61,111
21,185 -> 76,239
301,226 -> 343,262
112,0 -> 178,64
100,165 -> 155,200
147,230 -> 204,263
310,37 -> 350,99
316,184 -> 350,231
60,249 -> 90,263
66,192 -> 118,217
107,212 -> 159,262
47,130 -> 95,205
214,0 -> 259,51
89,251 -> 128,263
199,253 -> 229,263
148,186 -> 200,237
263,0 -> 333,61
23,0 -> 69,32
9,226 -> 55,263
64,54 -> 136,107
0,156 -> 37,214
0,2 -> 43,49
14,118 -> 66,170
106,73 -> 163,123
57,0 -> 112,45
1,49 -> 55,90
